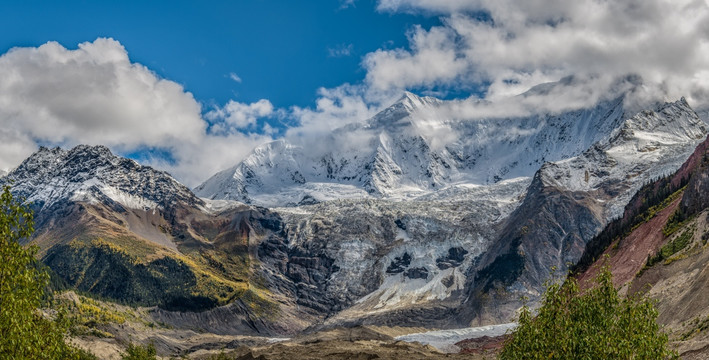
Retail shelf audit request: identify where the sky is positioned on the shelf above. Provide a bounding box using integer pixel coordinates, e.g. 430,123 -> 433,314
0,1 -> 446,109
1,0 -> 709,186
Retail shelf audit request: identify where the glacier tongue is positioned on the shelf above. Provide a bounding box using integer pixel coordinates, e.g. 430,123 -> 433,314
395,323 -> 517,353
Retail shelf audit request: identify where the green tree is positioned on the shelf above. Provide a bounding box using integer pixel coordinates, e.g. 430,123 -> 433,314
0,185 -> 91,359
121,342 -> 157,360
500,264 -> 678,359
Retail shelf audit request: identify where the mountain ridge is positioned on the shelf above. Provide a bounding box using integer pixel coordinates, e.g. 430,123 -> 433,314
195,88 -> 631,206
4,144 -> 203,214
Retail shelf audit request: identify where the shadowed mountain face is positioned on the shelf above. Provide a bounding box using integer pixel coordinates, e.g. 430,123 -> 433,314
5,87 -> 708,336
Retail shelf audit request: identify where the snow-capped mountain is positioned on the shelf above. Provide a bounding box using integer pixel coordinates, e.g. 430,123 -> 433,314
6,80 -> 709,336
196,90 -> 627,206
191,85 -> 709,327
2,145 -> 202,212
542,97 -> 706,220
464,97 -> 707,324
2,145 -> 301,330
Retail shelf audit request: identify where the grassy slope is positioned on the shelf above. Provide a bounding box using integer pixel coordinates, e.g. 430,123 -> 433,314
35,201 -> 271,313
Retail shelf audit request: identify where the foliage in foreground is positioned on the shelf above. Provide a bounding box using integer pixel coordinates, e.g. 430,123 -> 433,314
0,185 -> 94,359
500,264 -> 678,360
121,342 -> 157,360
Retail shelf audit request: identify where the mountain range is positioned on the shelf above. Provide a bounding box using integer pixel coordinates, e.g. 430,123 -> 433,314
3,79 -> 709,356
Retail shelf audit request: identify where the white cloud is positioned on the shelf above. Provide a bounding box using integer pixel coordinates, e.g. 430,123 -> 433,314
377,0 -> 480,14
0,129 -> 37,175
284,85 -> 376,158
368,0 -> 709,112
328,44 -> 354,57
147,132 -> 271,187
206,99 -> 274,129
363,24 -> 469,92
229,72 -> 242,83
0,38 -> 205,150
287,84 -> 395,140
0,38 -> 271,186
339,0 -> 357,9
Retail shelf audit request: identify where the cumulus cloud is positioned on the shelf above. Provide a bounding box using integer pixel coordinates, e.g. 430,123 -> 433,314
377,0 -> 480,14
148,132 -> 271,187
286,84 -> 395,139
283,84 -> 391,157
364,25 -> 469,92
369,0 -> 709,113
0,39 -> 205,150
206,99 -> 274,129
0,38 -> 271,186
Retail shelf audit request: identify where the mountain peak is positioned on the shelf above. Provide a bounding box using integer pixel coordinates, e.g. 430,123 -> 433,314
32,145 -> 66,159
5,144 -> 201,211
70,144 -> 114,156
398,91 -> 422,105
678,96 -> 690,108
396,91 -> 441,111
27,144 -> 121,169
366,91 -> 437,129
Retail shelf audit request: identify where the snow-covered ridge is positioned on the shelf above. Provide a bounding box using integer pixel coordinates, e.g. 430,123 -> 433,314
541,97 -> 707,220
196,89 -> 628,207
2,145 -> 200,211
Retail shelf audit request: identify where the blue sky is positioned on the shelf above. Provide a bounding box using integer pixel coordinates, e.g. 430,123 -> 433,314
0,0 -> 439,113
1,0 -> 708,185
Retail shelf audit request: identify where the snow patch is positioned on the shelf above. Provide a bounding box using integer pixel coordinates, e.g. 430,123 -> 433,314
359,268 -> 467,310
200,198 -> 245,213
100,185 -> 157,210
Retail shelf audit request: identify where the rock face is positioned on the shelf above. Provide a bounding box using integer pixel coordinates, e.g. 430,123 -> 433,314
254,186 -> 524,328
